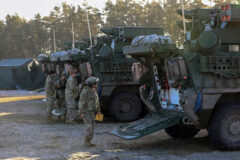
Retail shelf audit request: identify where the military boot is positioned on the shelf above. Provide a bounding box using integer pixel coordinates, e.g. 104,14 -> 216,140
67,114 -> 77,124
66,114 -> 69,124
84,139 -> 95,147
68,119 -> 77,124
47,115 -> 53,123
66,118 -> 69,124
66,116 -> 77,124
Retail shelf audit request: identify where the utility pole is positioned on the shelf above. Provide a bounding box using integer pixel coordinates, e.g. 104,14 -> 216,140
181,0 -> 186,35
72,22 -> 75,49
86,11 -> 93,47
53,29 -> 56,52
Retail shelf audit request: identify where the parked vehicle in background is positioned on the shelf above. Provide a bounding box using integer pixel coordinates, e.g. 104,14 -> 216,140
50,27 -> 164,122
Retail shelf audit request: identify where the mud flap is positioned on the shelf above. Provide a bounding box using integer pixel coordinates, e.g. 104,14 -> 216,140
111,110 -> 185,140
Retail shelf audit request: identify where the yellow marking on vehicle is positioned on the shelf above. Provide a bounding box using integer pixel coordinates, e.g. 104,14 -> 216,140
0,95 -> 45,103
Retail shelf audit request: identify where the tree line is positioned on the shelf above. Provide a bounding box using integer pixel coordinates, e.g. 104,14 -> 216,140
0,0 -> 238,59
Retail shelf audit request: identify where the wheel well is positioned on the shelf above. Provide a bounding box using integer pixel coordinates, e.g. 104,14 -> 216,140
108,85 -> 140,110
110,85 -> 149,118
215,93 -> 240,106
208,93 -> 240,125
111,85 -> 140,98
108,91 -> 143,122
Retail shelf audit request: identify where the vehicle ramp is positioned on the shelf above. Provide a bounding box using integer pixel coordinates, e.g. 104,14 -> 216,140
111,110 -> 185,140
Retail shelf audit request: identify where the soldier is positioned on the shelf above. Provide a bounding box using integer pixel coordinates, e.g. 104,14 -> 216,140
79,77 -> 101,147
45,70 -> 56,123
55,71 -> 67,120
56,64 -> 64,79
65,65 -> 79,124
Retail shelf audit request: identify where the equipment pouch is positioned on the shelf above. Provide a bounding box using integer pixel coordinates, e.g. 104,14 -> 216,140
95,113 -> 104,121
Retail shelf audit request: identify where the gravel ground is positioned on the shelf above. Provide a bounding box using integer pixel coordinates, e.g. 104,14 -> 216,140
0,99 -> 239,160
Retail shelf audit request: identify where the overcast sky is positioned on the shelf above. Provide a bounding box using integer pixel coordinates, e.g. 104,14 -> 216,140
0,0 -> 212,20
0,0 -> 111,20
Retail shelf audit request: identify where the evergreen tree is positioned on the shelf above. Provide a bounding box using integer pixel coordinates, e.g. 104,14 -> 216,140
0,0 -> 238,59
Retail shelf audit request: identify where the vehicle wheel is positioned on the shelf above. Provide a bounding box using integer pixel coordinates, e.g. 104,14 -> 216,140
109,92 -> 142,122
208,103 -> 240,150
165,124 -> 199,139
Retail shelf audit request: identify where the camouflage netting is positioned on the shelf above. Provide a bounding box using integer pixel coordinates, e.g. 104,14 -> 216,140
50,49 -> 86,57
0,58 -> 45,90
131,34 -> 173,46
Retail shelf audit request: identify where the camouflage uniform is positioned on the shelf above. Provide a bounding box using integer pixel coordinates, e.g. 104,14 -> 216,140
56,64 -> 64,79
55,78 -> 67,120
78,86 -> 101,144
45,75 -> 56,122
65,75 -> 78,123
55,78 -> 67,109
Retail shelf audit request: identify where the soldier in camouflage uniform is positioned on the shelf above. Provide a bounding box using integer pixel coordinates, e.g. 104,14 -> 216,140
65,65 -> 79,124
45,72 -> 56,123
56,64 -> 64,79
55,71 -> 67,120
79,77 -> 101,147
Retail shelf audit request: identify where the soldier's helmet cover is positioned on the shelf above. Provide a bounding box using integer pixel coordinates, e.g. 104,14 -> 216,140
37,54 -> 50,63
85,76 -> 99,87
61,70 -> 67,76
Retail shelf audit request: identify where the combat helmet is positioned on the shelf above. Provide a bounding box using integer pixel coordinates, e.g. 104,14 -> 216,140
37,54 -> 50,63
85,76 -> 99,87
61,70 -> 67,76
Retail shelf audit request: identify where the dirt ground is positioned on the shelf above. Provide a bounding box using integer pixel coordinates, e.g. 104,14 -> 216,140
0,98 -> 239,160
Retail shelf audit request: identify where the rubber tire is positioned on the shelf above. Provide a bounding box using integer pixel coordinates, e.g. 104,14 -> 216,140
165,124 -> 199,139
208,103 -> 240,150
109,92 -> 142,122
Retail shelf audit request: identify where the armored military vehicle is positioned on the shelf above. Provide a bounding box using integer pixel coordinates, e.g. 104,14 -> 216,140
50,27 -> 164,122
112,4 -> 240,150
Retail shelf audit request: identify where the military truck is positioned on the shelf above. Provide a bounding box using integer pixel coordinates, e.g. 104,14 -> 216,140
50,27 -> 164,122
111,4 -> 240,150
